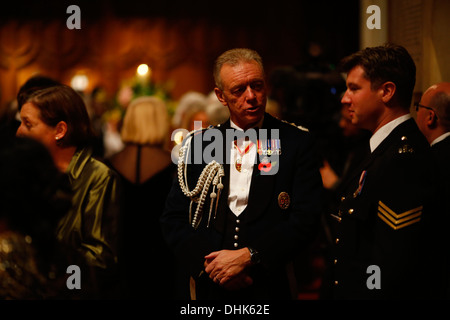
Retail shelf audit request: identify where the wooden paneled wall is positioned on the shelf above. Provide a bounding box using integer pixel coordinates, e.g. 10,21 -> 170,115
0,1 -> 359,116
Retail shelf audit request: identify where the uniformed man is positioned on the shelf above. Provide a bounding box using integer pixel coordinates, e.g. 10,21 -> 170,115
415,82 -> 450,154
323,44 -> 446,299
161,48 -> 323,299
415,82 -> 450,297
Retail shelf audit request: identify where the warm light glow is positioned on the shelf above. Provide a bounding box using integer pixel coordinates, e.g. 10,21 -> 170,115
173,130 -> 185,145
70,74 -> 89,91
137,64 -> 149,76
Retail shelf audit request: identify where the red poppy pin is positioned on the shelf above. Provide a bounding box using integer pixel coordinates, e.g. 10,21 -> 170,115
258,159 -> 278,175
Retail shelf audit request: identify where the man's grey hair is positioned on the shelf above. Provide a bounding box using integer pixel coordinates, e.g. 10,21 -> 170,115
213,48 -> 264,90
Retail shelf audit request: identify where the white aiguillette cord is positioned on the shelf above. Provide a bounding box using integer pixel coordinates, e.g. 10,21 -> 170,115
177,135 -> 224,229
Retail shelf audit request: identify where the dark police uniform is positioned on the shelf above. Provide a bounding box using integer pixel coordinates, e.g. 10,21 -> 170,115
161,113 -> 323,299
431,135 -> 450,298
326,118 -> 446,299
431,135 -> 450,198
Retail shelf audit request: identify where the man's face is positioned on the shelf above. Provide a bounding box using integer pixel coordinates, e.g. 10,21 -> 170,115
416,89 -> 432,135
215,61 -> 267,130
341,65 -> 384,133
339,105 -> 361,138
415,86 -> 436,141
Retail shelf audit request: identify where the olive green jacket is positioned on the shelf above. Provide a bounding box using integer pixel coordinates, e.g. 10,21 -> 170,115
56,147 -> 119,269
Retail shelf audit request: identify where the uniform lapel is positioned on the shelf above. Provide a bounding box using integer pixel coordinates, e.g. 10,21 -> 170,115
246,151 -> 276,220
340,118 -> 416,193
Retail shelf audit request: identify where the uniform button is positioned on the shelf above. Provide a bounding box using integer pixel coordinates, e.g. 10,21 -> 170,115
401,136 -> 407,141
236,220 -> 240,224
335,238 -> 340,244
348,208 -> 354,214
235,227 -> 240,232
234,235 -> 239,240
334,280 -> 339,286
334,259 -> 338,265
340,196 -> 346,202
234,243 -> 238,248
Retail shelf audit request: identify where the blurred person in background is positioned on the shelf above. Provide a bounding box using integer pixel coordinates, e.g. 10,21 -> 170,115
106,96 -> 176,299
415,82 -> 450,297
170,91 -> 211,166
0,136 -> 95,299
205,91 -> 230,126
16,84 -> 121,298
172,91 -> 208,131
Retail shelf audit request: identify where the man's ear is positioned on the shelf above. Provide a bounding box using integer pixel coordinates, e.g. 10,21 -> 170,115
55,121 -> 68,141
214,87 -> 228,107
427,109 -> 439,128
380,81 -> 396,104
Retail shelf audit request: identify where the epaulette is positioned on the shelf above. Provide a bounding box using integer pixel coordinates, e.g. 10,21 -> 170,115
180,125 -> 215,153
281,120 -> 309,132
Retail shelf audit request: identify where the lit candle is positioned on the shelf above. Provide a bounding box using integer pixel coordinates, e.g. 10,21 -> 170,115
136,64 -> 151,85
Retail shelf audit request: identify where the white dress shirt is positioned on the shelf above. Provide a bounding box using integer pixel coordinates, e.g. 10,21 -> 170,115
228,120 -> 257,216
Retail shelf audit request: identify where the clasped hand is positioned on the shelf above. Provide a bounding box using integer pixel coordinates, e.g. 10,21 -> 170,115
204,248 -> 253,290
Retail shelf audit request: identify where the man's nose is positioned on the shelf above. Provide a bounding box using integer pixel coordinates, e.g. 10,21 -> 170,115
16,124 -> 24,137
341,90 -> 351,105
244,86 -> 256,100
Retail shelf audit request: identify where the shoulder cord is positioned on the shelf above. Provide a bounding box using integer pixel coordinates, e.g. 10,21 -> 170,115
177,136 -> 224,229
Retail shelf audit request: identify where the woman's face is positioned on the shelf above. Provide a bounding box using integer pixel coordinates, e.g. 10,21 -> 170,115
16,102 -> 57,150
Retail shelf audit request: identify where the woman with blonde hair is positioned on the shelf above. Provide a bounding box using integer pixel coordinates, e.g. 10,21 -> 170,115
107,95 -> 176,299
111,96 -> 172,182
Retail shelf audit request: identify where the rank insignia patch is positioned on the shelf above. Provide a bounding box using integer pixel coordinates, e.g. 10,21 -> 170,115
377,201 -> 422,230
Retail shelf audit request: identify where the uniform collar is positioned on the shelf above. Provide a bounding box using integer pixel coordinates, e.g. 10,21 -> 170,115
370,114 -> 411,153
229,115 -> 265,132
431,132 -> 450,146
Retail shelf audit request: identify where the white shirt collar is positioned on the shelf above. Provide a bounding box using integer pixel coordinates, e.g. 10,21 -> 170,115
431,132 -> 450,146
230,116 -> 264,131
370,114 -> 411,153
230,119 -> 244,131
